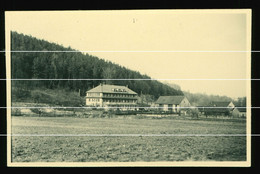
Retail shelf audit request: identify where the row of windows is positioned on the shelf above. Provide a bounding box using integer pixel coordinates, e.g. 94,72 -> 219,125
87,93 -> 136,98
88,98 -> 100,102
87,98 -> 136,103
103,93 -> 136,98
112,88 -> 127,92
87,93 -> 100,97
103,99 -> 136,103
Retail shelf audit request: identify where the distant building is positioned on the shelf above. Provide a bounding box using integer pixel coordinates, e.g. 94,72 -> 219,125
86,84 -> 138,110
233,107 -> 247,117
210,101 -> 235,108
231,107 -> 240,117
204,101 -> 235,116
155,96 -> 191,112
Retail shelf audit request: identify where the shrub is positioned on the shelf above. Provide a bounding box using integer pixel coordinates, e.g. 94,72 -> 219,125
30,89 -> 85,106
11,108 -> 22,116
30,108 -> 43,116
187,107 -> 199,118
11,88 -> 31,102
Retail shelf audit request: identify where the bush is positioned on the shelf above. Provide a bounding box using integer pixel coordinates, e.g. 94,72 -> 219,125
30,108 -> 43,116
11,88 -> 31,102
11,108 -> 22,116
187,107 -> 199,118
30,89 -> 85,106
31,90 -> 52,104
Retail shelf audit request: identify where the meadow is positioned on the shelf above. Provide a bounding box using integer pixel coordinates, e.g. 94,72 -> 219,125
11,116 -> 247,162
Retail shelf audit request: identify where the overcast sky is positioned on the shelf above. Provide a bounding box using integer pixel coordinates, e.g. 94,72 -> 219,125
6,10 -> 251,98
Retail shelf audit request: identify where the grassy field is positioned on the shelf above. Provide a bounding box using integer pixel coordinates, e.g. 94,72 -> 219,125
11,116 -> 247,162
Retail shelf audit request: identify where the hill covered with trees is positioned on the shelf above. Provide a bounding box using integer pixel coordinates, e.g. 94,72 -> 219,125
11,31 -> 183,105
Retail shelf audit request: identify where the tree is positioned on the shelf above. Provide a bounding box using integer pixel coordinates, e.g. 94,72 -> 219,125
102,66 -> 116,84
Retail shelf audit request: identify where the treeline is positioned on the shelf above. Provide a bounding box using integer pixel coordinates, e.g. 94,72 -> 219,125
183,91 -> 232,106
165,82 -> 245,106
11,31 -> 183,99
183,91 -> 246,107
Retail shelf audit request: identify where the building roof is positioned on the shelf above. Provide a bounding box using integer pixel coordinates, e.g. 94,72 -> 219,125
209,101 -> 232,107
155,96 -> 185,105
86,84 -> 137,94
204,107 -> 231,113
237,107 -> 247,112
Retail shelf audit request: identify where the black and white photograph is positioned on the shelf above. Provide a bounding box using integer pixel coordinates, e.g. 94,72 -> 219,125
5,10 -> 251,167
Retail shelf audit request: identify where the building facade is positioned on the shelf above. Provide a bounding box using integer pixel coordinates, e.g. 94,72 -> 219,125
155,96 -> 191,112
86,84 -> 138,110
232,107 -> 246,117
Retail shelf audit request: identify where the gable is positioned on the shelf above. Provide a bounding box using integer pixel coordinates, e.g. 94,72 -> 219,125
227,102 -> 235,108
179,97 -> 190,106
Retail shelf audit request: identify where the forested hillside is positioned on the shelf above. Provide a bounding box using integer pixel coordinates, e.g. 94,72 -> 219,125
11,31 -> 183,100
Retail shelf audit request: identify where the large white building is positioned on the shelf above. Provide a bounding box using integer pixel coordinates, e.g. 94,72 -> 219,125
86,84 -> 138,110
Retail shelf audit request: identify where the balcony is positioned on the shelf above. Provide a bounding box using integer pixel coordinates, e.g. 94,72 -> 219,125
103,101 -> 137,105
102,96 -> 138,100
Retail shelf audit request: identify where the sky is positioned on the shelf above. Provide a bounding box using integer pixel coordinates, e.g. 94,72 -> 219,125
6,10 -> 251,98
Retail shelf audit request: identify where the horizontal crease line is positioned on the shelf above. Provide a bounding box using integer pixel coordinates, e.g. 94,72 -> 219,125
0,134 -> 255,137
2,106 -> 255,108
0,79 -> 257,80
0,50 -> 257,52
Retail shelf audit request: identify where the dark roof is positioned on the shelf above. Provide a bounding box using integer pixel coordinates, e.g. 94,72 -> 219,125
209,101 -> 232,107
204,107 -> 231,113
237,107 -> 246,112
155,96 -> 185,105
86,84 -> 137,94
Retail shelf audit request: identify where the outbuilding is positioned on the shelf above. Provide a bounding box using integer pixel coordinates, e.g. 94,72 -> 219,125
155,96 -> 191,113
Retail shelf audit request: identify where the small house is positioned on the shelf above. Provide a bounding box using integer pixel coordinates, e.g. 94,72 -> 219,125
204,101 -> 235,116
229,107 -> 247,117
155,96 -> 191,113
210,101 -> 235,109
231,107 -> 240,117
237,107 -> 247,117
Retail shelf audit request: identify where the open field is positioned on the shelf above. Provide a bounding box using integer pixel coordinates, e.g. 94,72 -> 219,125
11,116 -> 247,162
